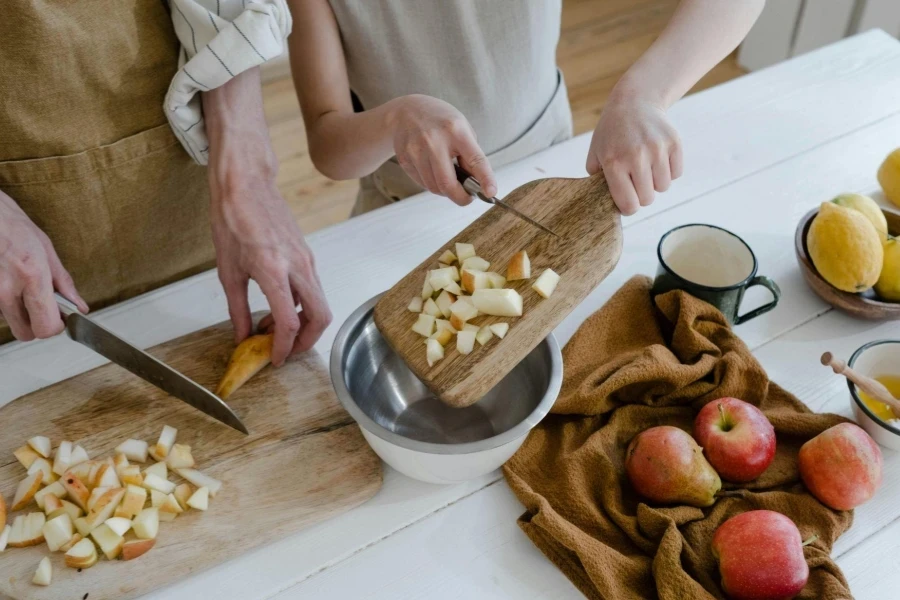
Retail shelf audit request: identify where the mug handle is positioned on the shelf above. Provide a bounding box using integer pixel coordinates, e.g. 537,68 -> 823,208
734,276 -> 781,325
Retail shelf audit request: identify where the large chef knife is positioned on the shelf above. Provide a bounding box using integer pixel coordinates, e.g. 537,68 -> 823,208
56,294 -> 249,434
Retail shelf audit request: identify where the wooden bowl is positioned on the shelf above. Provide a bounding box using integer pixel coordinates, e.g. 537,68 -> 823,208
795,207 -> 900,320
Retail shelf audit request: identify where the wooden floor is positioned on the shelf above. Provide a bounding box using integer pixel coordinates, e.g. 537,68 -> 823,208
263,0 -> 746,234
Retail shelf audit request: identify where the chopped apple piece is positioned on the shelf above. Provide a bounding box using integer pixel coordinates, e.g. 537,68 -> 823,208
143,461 -> 167,480
28,457 -> 56,484
166,444 -> 195,469
215,334 -> 273,400
53,440 -> 73,476
455,242 -> 476,262
0,491 -> 5,532
84,488 -> 125,530
450,298 -> 479,322
105,516 -> 132,537
408,296 -> 423,313
485,272 -> 507,289
449,313 -> 466,331
462,323 -> 480,332
28,436 -> 51,458
472,289 -> 523,317
12,471 -> 44,511
426,338 -> 444,367
411,313 -> 436,337
456,330 -> 477,355
429,267 -> 456,291
8,513 -> 45,547
159,493 -> 183,521
532,268 -> 560,299
66,460 -> 95,485
435,290 -> 456,318
53,500 -> 83,523
0,524 -> 9,552
43,513 -> 74,551
174,468 -> 222,497
438,249 -> 458,265
91,523 -> 124,560
32,556 -> 52,586
174,483 -> 194,510
35,481 -> 68,510
150,489 -> 168,507
152,425 -> 178,461
507,250 -> 531,280
476,326 -> 494,346
421,279 -> 434,300
489,323 -> 510,339
43,494 -> 63,516
116,439 -> 149,463
69,445 -> 90,467
87,461 -> 104,487
187,486 -> 209,511
65,537 -> 99,569
142,473 -> 175,495
113,453 -> 130,476
461,269 -> 491,293
88,487 -> 111,511
132,508 -> 159,540
14,445 -> 40,469
121,465 -> 143,487
461,256 -> 490,272
422,297 -> 441,317
449,265 -> 461,282
428,328 -> 454,347
444,281 -> 463,296
435,319 -> 455,333
59,532 -> 83,553
97,464 -> 122,489
122,537 -> 156,561
73,517 -> 92,537
119,485 -> 147,519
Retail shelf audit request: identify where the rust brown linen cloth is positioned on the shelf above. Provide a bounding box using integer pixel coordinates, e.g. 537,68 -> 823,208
503,276 -> 854,600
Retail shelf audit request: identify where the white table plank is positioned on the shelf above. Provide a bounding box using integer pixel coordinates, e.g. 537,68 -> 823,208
273,102 -> 900,600
2,31 -> 899,600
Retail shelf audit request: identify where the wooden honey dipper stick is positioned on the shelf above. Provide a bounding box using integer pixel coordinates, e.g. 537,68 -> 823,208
821,352 -> 900,414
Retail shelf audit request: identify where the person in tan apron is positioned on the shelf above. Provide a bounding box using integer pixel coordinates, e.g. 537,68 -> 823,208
0,1 -> 330,366
287,0 -> 764,216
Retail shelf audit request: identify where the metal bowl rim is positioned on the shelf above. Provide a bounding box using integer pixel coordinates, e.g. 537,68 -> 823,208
847,339 -> 900,437
330,293 -> 563,455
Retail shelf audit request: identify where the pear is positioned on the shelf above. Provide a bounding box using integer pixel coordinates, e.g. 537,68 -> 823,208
625,425 -> 721,507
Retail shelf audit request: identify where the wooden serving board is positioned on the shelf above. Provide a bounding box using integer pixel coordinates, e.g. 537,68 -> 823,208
0,318 -> 382,600
374,174 -> 623,407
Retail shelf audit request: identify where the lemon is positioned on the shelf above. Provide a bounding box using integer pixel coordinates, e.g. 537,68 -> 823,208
878,148 -> 900,208
808,202 -> 883,293
831,193 -> 888,238
875,236 -> 900,301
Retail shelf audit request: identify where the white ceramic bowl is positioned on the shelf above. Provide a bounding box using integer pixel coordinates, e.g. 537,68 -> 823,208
330,294 -> 563,484
848,340 -> 900,451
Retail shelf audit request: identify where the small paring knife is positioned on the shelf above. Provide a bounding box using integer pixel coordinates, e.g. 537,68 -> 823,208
454,165 -> 560,237
55,294 -> 249,434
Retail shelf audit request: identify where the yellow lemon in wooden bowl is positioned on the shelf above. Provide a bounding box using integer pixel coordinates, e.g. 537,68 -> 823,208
878,148 -> 900,208
808,202 -> 883,293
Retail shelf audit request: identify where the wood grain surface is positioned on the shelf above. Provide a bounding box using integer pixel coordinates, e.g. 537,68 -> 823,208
795,207 -> 900,320
0,318 -> 382,600
373,174 -> 622,407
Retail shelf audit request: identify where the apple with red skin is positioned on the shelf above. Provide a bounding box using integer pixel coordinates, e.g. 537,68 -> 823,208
798,422 -> 882,510
712,510 -> 812,600
694,397 -> 776,482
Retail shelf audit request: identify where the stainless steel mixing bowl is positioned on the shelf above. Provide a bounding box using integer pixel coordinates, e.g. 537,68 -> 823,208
330,294 -> 563,483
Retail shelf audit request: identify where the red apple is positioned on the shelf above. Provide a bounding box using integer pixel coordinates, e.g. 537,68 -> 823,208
694,397 -> 776,482
798,422 -> 882,510
712,510 -> 811,600
625,426 -> 721,507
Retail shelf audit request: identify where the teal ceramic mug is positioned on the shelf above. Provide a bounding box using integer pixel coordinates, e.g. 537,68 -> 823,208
651,224 -> 781,325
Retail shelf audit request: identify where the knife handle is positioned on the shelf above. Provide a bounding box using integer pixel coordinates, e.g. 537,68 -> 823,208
55,293 -> 80,317
454,164 -> 493,205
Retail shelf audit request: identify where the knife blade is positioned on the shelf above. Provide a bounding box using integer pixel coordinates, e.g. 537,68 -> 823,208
56,294 -> 249,434
454,164 -> 560,237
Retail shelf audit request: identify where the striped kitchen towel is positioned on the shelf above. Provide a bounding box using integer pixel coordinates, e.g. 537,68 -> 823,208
164,0 -> 292,165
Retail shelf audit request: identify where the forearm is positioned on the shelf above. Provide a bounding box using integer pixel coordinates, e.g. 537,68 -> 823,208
611,0 -> 764,108
202,67 -> 278,197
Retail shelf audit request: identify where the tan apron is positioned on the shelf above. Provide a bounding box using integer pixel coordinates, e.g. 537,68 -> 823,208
0,0 -> 216,343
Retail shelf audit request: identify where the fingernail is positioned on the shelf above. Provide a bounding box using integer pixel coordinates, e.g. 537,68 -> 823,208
484,184 -> 497,197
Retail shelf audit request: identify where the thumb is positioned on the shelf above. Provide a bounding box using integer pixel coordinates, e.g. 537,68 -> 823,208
585,151 -> 601,176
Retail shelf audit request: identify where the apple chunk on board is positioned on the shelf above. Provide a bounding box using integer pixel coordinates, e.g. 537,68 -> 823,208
373,173 -> 622,408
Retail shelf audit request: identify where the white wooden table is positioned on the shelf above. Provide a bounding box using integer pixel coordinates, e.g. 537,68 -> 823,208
2,30 -> 900,600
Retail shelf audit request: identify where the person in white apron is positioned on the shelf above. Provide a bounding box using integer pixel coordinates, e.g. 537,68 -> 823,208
286,0 -> 764,216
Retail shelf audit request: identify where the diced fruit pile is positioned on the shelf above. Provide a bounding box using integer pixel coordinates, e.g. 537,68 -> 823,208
409,242 -> 560,366
624,398 -> 883,599
0,427 -> 221,588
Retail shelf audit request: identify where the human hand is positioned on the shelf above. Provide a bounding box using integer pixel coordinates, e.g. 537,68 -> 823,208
392,94 -> 497,205
586,95 -> 683,215
0,190 -> 88,341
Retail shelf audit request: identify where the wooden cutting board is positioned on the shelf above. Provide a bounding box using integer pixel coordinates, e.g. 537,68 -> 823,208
0,318 -> 382,600
374,173 -> 623,408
